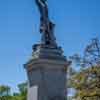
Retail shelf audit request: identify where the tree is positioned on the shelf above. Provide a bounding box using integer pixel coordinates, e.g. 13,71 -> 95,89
0,82 -> 27,100
17,82 -> 27,100
69,38 -> 100,100
0,85 -> 10,96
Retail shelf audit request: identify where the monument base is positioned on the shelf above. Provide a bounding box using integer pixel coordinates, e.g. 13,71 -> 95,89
25,44 -> 70,100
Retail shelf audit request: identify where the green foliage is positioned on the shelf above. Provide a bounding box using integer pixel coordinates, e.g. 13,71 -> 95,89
0,82 -> 27,100
69,38 -> 100,99
18,82 -> 27,94
0,85 -> 10,96
70,66 -> 100,98
17,82 -> 27,100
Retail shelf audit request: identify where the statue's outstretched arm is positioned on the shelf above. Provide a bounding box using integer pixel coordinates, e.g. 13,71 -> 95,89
36,0 -> 47,7
38,0 -> 45,7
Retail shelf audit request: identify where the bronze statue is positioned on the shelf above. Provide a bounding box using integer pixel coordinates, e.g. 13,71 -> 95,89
35,0 -> 48,19
35,0 -> 48,32
35,0 -> 57,46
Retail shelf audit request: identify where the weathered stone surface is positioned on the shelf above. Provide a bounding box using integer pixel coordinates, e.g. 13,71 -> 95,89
25,45 -> 70,100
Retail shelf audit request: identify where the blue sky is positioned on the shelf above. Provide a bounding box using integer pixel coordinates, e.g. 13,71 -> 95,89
0,0 -> 100,93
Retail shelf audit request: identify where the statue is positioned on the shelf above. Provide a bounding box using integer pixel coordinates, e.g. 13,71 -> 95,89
35,0 -> 57,46
35,0 -> 48,19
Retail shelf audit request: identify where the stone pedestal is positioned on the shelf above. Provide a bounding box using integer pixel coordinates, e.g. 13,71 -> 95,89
24,44 -> 70,100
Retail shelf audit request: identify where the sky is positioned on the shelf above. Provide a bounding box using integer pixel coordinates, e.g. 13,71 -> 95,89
0,0 -> 100,93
